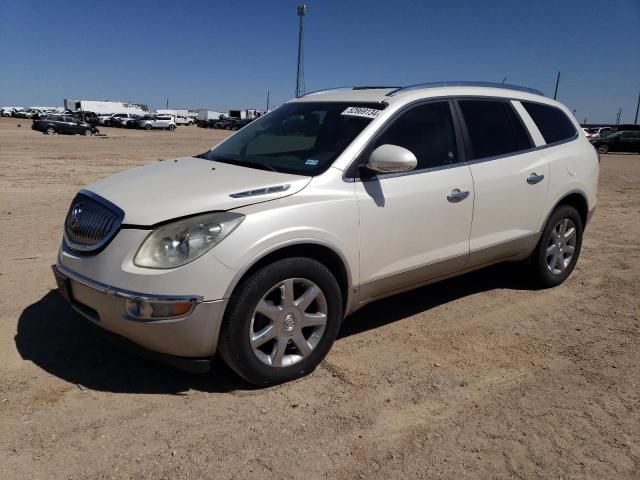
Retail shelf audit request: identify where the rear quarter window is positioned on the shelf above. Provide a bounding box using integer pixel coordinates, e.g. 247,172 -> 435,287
521,101 -> 577,144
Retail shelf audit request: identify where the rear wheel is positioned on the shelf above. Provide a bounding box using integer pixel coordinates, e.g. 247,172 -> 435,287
46,127 -> 55,135
529,205 -> 583,288
219,257 -> 343,386
597,144 -> 608,154
83,128 -> 92,136
168,124 -> 176,131
145,124 -> 152,130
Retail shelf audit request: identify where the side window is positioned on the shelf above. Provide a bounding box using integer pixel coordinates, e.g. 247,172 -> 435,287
521,101 -> 577,144
373,101 -> 459,170
458,100 -> 532,160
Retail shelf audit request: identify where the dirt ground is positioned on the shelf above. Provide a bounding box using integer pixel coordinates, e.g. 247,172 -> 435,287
0,116 -> 638,479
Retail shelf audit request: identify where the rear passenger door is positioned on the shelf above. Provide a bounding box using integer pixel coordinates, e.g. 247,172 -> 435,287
456,99 -> 549,265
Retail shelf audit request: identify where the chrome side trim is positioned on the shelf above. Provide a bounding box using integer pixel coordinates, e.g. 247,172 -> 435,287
355,234 -> 540,308
52,264 -> 204,304
229,184 -> 291,198
466,233 -> 540,268
358,254 -> 467,303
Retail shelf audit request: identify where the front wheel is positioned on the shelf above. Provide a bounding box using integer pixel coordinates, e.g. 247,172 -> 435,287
597,144 -> 609,154
145,124 -> 152,130
219,257 -> 343,386
168,124 -> 176,131
529,205 -> 583,288
83,129 -> 92,136
46,127 -> 55,135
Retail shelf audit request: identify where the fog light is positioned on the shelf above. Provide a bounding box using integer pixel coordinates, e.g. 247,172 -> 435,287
126,299 -> 194,320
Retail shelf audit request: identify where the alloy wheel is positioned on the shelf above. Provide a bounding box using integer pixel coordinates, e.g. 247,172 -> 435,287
249,278 -> 327,368
546,218 -> 577,275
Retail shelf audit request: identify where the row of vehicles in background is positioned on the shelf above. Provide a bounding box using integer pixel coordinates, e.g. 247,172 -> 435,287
1,106 -> 62,118
584,125 -> 640,154
197,116 -> 255,130
93,113 -> 183,130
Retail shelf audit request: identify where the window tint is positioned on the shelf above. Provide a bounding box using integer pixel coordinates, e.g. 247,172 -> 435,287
458,100 -> 532,160
373,101 -> 458,170
521,101 -> 577,144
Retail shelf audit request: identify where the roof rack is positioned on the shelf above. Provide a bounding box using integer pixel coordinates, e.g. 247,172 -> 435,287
386,81 -> 544,97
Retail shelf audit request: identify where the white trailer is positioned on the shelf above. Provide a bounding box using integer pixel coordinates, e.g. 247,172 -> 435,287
197,110 -> 226,121
64,99 -> 148,115
156,109 -> 190,117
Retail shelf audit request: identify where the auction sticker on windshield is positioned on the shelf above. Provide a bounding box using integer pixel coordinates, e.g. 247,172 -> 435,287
341,107 -> 380,119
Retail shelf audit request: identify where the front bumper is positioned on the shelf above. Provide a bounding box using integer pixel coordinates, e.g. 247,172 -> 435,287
52,264 -> 226,370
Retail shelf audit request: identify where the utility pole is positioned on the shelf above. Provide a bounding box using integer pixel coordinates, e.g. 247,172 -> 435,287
501,76 -> 507,84
616,108 -> 622,126
295,4 -> 307,98
166,97 -> 169,109
553,71 -> 560,100
635,89 -> 640,125
266,90 -> 270,112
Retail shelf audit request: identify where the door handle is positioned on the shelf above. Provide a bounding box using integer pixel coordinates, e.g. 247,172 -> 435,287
447,189 -> 470,203
527,173 -> 545,185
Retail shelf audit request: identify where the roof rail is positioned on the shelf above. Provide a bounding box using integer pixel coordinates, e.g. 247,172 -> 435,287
386,81 -> 544,97
302,86 -> 400,97
302,87 -> 354,97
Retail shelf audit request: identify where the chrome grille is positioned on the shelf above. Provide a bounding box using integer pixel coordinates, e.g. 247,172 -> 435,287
63,191 -> 124,253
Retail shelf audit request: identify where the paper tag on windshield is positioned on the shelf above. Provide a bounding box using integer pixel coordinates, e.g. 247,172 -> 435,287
341,107 -> 380,119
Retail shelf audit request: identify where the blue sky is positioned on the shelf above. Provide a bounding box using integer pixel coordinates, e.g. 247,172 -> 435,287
0,0 -> 638,123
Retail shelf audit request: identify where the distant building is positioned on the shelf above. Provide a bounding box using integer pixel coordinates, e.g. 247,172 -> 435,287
64,99 -> 148,115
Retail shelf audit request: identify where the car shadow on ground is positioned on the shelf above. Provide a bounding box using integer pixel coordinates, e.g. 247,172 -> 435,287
15,262 -> 535,395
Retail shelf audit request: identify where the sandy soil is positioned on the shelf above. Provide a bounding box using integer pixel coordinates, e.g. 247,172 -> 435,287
0,116 -> 638,479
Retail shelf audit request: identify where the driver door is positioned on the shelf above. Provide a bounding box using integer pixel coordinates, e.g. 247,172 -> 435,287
355,100 -> 474,303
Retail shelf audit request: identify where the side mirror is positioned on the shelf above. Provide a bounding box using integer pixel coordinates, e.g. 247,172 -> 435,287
365,144 -> 418,174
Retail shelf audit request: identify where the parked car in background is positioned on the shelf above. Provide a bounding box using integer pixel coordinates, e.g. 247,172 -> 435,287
590,127 -> 616,139
14,108 -> 40,119
133,114 -> 176,130
591,129 -> 640,154
32,115 -> 98,135
1,107 -> 19,117
229,118 -> 254,130
52,82 -> 598,385
213,117 -> 238,129
107,113 -> 139,127
175,115 -> 194,126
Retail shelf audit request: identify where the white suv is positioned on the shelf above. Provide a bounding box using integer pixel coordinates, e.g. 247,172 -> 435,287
52,82 -> 598,385
175,115 -> 195,126
135,114 -> 177,130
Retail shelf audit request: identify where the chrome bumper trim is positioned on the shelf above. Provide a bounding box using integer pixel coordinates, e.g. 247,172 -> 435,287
52,264 -> 204,304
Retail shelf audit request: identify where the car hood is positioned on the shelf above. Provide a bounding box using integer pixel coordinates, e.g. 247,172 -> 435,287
85,156 -> 311,226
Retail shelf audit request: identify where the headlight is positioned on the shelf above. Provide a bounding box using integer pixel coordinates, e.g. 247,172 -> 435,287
133,212 -> 244,269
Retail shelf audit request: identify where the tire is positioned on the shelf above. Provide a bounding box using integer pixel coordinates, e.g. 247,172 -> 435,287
83,129 -> 92,136
168,124 -> 176,131
145,124 -> 152,130
597,144 -> 608,154
529,204 -> 583,288
219,257 -> 343,386
46,127 -> 55,135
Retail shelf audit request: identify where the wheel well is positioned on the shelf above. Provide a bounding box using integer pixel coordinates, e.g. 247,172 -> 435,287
232,244 -> 350,313
557,192 -> 588,227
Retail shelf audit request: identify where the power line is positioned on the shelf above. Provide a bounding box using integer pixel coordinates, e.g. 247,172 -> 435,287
295,4 -> 307,98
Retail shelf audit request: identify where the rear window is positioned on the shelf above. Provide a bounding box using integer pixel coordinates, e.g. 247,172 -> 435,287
458,100 -> 532,160
521,101 -> 577,144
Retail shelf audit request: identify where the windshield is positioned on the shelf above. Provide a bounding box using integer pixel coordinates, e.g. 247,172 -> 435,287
199,102 -> 383,175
